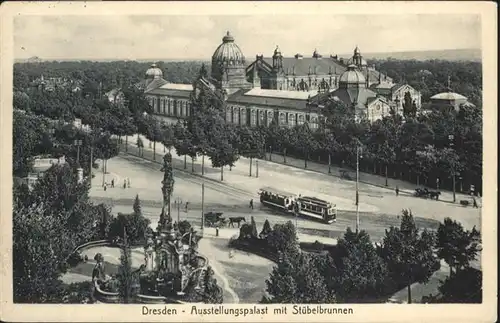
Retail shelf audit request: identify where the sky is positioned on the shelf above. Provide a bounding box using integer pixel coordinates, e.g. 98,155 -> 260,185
13,14 -> 481,60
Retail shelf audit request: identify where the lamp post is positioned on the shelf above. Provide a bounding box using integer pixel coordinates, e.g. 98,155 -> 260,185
355,144 -> 363,233
201,183 -> 205,234
174,197 -> 183,224
448,134 -> 456,202
73,139 -> 83,166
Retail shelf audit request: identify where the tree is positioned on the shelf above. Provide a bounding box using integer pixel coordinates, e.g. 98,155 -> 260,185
202,266 -> 224,303
334,228 -> 389,302
136,136 -> 144,157
402,91 -> 417,119
13,204 -> 65,303
380,210 -> 440,304
263,252 -> 334,303
436,218 -> 481,277
265,221 -> 300,257
238,126 -> 265,176
250,216 -> 258,238
133,194 -> 142,217
436,267 -> 482,303
117,229 -> 134,303
259,219 -> 272,239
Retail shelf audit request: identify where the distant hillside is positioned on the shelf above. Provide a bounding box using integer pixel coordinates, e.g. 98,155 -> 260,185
344,48 -> 481,62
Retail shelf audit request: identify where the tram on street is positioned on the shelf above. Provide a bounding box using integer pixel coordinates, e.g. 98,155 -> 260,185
295,196 -> 337,224
258,187 -> 337,224
258,187 -> 296,213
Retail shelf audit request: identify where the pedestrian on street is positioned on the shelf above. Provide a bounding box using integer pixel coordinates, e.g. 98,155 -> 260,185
111,179 -> 114,188
127,178 -> 131,188
123,179 -> 127,189
229,250 -> 234,259
215,225 -> 219,237
104,183 -> 107,191
395,186 -> 399,196
249,199 -> 254,210
473,197 -> 478,208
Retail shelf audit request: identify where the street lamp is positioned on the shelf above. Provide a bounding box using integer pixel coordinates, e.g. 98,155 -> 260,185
448,134 -> 456,202
73,139 -> 83,166
174,197 -> 183,224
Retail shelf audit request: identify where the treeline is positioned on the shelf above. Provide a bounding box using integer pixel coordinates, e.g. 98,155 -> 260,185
368,59 -> 482,106
231,213 -> 481,303
13,60 -> 210,95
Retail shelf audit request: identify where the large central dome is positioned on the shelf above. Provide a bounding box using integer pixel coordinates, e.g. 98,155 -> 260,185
339,65 -> 366,88
211,31 -> 245,66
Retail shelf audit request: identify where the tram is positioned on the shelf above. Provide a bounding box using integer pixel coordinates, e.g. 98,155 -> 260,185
258,187 -> 296,213
258,187 -> 337,224
295,196 -> 337,224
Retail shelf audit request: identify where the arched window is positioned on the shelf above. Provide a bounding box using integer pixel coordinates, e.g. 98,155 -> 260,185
279,113 -> 286,125
309,116 -> 319,130
297,114 -> 305,125
240,108 -> 247,125
233,107 -> 239,124
259,110 -> 265,126
250,109 -> 257,126
288,113 -> 295,127
267,111 -> 274,126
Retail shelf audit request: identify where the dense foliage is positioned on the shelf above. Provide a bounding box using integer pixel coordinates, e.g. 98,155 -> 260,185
13,165 -> 113,303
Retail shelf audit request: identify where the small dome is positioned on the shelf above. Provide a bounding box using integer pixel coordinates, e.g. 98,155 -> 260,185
430,92 -> 468,101
339,65 -> 366,87
145,63 -> 163,79
212,31 -> 245,66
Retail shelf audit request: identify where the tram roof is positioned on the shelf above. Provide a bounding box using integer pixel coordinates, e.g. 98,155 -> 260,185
259,187 -> 296,197
297,196 -> 331,205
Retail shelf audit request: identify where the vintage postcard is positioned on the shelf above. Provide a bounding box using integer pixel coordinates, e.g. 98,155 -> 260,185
0,1 -> 497,322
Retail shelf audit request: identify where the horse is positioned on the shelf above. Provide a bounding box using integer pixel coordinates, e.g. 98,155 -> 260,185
228,216 -> 246,228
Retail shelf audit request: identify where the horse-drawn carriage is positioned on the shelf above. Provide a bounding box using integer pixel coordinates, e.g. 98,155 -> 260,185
203,212 -> 247,228
413,188 -> 441,200
203,212 -> 227,228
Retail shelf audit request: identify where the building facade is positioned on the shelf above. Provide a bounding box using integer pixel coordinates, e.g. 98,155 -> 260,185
140,32 -> 419,126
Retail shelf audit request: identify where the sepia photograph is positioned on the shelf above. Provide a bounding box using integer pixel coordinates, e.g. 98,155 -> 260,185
0,1 -> 497,322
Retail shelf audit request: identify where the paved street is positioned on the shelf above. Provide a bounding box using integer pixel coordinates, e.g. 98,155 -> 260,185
121,134 -> 481,231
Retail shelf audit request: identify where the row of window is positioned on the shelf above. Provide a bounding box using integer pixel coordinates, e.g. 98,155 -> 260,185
148,96 -> 191,118
225,106 -> 319,129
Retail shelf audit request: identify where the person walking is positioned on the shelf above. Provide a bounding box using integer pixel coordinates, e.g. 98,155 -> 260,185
111,179 -> 114,188
473,197 -> 478,208
104,183 -> 107,191
127,178 -> 131,188
395,186 -> 399,196
123,179 -> 127,189
249,199 -> 254,210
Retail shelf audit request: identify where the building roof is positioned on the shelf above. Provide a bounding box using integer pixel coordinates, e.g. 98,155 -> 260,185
143,78 -> 170,93
330,87 -> 378,110
259,56 -> 346,76
227,89 -> 311,110
430,92 -> 468,101
339,65 -> 366,85
212,31 -> 246,64
243,88 -> 317,100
